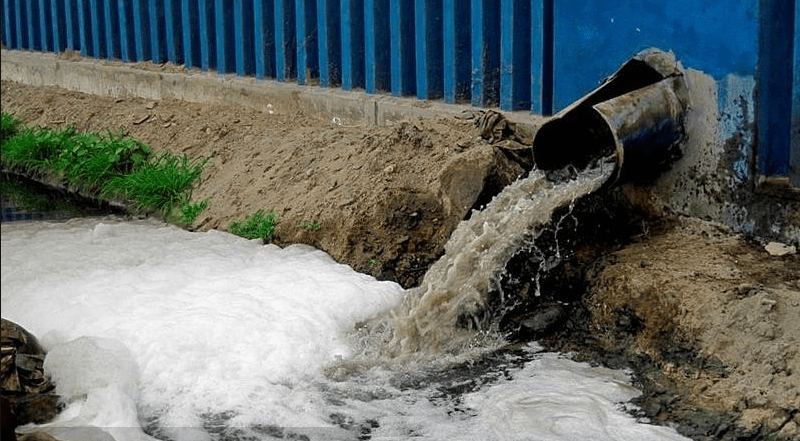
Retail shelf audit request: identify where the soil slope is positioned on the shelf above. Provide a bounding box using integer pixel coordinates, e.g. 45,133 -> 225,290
2,80 -> 798,440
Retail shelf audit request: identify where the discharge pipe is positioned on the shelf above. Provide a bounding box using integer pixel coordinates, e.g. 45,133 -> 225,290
532,48 -> 691,183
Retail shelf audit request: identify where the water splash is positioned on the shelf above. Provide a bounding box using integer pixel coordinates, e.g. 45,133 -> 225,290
376,156 -> 617,360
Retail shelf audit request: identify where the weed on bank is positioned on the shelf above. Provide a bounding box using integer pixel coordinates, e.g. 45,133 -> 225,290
0,111 -> 210,226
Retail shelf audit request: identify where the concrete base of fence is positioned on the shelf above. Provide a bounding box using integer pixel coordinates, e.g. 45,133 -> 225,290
0,49 -> 544,129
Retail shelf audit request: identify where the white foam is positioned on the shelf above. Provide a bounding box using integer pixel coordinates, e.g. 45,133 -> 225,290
2,216 -> 688,440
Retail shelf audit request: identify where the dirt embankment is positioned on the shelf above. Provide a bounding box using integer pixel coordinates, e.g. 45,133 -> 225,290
2,80 -> 798,440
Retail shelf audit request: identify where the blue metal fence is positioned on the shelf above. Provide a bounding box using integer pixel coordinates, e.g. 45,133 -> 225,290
0,0 -> 797,181
0,0 -> 551,112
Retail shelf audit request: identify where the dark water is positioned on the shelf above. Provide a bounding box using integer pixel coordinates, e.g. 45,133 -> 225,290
1,172 -> 124,223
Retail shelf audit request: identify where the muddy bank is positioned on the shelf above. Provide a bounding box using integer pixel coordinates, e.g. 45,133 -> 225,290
3,80 -> 799,440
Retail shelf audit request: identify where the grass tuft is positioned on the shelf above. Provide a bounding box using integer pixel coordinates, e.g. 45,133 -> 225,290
228,209 -> 278,242
1,110 -> 211,226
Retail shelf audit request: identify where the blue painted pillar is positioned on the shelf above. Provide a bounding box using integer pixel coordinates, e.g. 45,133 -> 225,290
77,0 -> 92,56
340,0 -> 364,90
274,0 -> 296,80
118,0 -> 136,61
390,0 -> 415,96
295,0 -> 317,85
470,0 -> 500,107
215,0 -> 235,73
254,0 -> 276,78
414,0 -> 443,100
234,0 -> 254,75
500,0 -> 531,111
317,0 -> 341,87
443,0 -> 470,103
165,0 -> 183,64
198,0 -> 215,70
148,0 -> 166,62
364,0 -> 389,93
103,0 -> 120,59
180,0 -> 200,68
37,0 -> 52,52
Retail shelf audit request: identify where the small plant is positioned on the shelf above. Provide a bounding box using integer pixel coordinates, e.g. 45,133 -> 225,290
101,151 -> 210,217
368,258 -> 379,267
298,220 -> 321,231
178,197 -> 210,227
228,209 -> 278,242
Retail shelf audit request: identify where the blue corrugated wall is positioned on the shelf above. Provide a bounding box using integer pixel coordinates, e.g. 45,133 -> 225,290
0,0 -> 797,181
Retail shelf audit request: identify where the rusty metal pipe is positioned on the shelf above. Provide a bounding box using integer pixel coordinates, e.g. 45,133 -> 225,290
532,48 -> 690,184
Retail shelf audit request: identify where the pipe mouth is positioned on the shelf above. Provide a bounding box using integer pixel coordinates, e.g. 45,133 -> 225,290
532,48 -> 688,186
532,107 -> 621,172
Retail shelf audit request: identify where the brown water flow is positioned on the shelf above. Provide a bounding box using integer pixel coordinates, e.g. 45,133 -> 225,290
378,157 -> 617,360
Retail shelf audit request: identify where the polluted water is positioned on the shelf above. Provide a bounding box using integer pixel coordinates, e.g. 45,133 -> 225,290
1,157 -> 689,441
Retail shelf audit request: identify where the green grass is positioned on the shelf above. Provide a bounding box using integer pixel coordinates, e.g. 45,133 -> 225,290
1,110 -> 211,227
228,209 -> 278,242
1,112 -> 23,141
298,220 -> 321,231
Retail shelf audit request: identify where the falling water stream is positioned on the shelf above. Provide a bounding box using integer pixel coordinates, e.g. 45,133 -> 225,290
1,159 -> 689,441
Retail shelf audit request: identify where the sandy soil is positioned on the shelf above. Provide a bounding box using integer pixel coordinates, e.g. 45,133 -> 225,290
2,80 -> 798,440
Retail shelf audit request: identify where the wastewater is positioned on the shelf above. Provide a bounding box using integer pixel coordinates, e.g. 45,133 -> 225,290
1,161 -> 690,441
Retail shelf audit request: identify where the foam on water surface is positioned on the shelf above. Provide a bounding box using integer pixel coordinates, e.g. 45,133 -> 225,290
2,168 -> 689,440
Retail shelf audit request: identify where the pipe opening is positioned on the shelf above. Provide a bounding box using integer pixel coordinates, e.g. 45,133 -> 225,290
532,48 -> 689,186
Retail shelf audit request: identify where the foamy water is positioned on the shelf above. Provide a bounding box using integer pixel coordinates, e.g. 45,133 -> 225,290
2,194 -> 688,440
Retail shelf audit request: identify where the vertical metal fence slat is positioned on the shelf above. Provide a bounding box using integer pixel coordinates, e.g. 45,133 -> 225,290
500,0 -> 531,111
64,0 -> 77,50
77,0 -> 92,57
529,0 -> 544,114
51,0 -> 66,52
295,0 -> 317,85
443,0 -> 470,103
149,0 -> 166,62
118,0 -> 134,61
390,0 -> 414,96
414,0 -> 442,100
254,0 -> 276,79
317,0 -> 341,87
14,0 -> 25,50
105,0 -> 121,59
234,0 -> 254,75
180,0 -> 199,68
133,0 -> 150,61
2,0 -> 15,48
364,0 -> 388,93
88,0 -> 105,58
198,0 -> 214,70
470,0 -> 500,107
26,0 -> 40,51
215,0 -> 235,73
165,0 -> 183,65
340,0 -> 364,90
274,0 -> 296,80
37,0 -> 51,52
